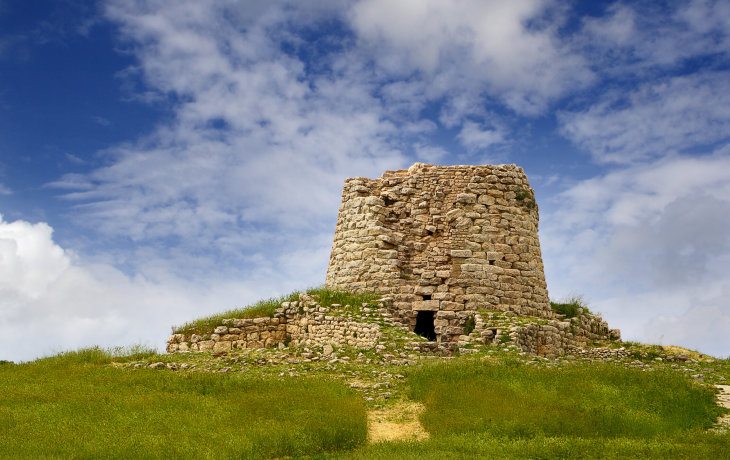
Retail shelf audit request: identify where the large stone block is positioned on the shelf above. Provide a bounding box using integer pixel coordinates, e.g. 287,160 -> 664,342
413,299 -> 440,311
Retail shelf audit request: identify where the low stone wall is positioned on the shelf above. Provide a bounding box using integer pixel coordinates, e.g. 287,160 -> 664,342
280,302 -> 381,348
167,297 -> 383,353
167,296 -> 619,358
458,310 -> 619,357
167,317 -> 287,353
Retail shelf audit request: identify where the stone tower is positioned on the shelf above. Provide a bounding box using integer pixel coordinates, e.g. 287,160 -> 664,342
167,161 -> 617,356
326,163 -> 552,342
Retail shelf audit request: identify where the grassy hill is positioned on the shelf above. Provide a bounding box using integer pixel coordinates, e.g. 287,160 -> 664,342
2,291 -> 729,459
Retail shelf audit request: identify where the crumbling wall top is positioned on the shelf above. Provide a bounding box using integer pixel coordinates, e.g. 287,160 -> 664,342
327,163 -> 551,342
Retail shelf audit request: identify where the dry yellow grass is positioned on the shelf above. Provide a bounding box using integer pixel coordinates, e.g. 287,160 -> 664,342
367,401 -> 429,443
662,345 -> 709,361
714,385 -> 730,432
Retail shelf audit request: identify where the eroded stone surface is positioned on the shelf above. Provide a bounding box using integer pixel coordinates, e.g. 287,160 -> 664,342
168,295 -> 387,353
325,163 -> 616,347
167,163 -> 620,357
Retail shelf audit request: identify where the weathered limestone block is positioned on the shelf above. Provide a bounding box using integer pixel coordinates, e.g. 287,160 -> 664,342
213,341 -> 231,353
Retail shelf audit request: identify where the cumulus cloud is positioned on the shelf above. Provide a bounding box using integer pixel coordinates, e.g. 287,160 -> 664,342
51,0 -> 407,270
15,0 -> 728,360
0,215 -> 325,362
413,144 -> 448,163
457,121 -> 505,152
541,153 -> 730,356
63,0 -> 587,279
0,217 -> 70,299
349,0 -> 593,115
579,0 -> 730,72
559,71 -> 730,164
55,1 -> 598,263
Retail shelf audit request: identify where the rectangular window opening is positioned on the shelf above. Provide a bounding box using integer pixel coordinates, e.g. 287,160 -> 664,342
414,311 -> 436,341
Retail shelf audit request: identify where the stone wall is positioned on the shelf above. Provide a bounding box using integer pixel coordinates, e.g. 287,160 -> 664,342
166,295 -> 620,358
426,307 -> 619,357
167,296 -> 382,353
167,162 -> 620,356
326,163 -> 553,342
480,312 -> 618,358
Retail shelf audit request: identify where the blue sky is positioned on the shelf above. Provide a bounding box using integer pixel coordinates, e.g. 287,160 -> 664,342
1,0 -> 729,361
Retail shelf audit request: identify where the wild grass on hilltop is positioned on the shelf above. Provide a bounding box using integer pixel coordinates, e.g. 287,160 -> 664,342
0,347 -> 367,459
173,287 -> 379,335
408,359 -> 721,438
343,432 -> 730,459
5,288 -> 730,460
338,358 -> 729,459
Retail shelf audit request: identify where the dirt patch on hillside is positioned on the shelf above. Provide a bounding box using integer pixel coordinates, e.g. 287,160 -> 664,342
661,345 -> 707,361
714,385 -> 730,432
367,401 -> 429,443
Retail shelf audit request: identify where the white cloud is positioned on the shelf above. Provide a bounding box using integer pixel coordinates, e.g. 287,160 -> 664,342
91,115 -> 111,126
22,0 -> 729,361
579,0 -> 730,72
457,121 -> 504,152
51,0 -> 408,265
581,4 -> 636,47
647,302 -> 730,358
0,183 -> 10,195
414,144 -> 448,163
349,0 -> 593,115
0,215 -> 325,362
559,71 -> 730,164
541,153 -> 730,356
0,217 -> 69,298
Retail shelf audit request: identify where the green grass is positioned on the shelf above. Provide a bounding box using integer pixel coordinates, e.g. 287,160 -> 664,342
173,292 -> 302,335
550,295 -> 591,318
0,347 -> 367,459
342,432 -> 730,459
308,287 -> 379,310
464,315 -> 476,335
407,359 -> 721,438
6,287 -> 730,459
2,346 -> 729,459
173,287 -> 380,335
337,358 -> 729,459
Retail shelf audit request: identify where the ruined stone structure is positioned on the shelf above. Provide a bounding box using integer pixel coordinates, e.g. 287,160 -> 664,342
167,162 -> 619,357
326,163 -> 554,343
167,294 -> 618,358
168,295 -> 388,354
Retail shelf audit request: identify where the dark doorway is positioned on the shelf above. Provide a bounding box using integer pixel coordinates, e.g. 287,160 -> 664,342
414,311 -> 436,341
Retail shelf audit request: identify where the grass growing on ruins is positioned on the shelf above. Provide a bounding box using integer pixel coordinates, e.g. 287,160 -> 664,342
173,292 -> 302,335
309,287 -> 379,310
550,295 -> 590,318
0,347 -> 367,459
173,287 -> 379,335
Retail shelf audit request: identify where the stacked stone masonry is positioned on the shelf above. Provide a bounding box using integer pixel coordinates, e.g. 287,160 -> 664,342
166,295 -> 618,358
167,296 -> 383,354
167,162 -> 619,357
325,163 -> 592,344
463,309 -> 619,358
